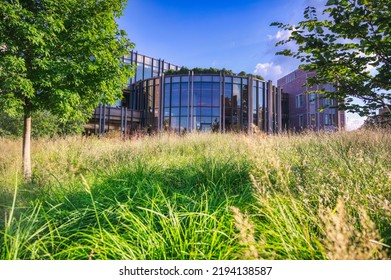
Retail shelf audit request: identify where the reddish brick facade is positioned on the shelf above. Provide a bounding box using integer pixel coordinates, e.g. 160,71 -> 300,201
277,69 -> 345,131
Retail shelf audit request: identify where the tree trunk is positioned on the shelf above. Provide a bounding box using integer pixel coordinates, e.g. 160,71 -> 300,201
23,113 -> 32,181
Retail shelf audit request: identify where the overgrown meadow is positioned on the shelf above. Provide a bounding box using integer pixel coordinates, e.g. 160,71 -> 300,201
0,130 -> 390,260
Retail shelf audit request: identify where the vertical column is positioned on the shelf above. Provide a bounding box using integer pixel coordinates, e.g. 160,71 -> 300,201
248,76 -> 254,134
220,72 -> 223,133
98,103 -> 102,138
159,75 -> 164,131
190,71 -> 194,132
102,105 -> 106,134
121,105 -> 124,134
267,81 -> 273,134
277,87 -> 282,133
124,107 -> 128,141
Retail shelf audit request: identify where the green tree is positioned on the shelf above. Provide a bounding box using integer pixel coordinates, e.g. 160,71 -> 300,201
0,111 -> 84,138
0,0 -> 134,181
272,0 -> 391,116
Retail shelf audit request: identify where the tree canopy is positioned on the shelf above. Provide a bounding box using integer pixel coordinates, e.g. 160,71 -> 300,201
272,0 -> 391,116
0,0 -> 134,179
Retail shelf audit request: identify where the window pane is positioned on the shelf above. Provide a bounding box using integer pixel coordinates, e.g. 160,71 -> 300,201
233,77 -> 241,84
144,64 -> 152,79
233,84 -> 241,109
136,63 -> 143,81
181,84 -> 188,106
171,83 -> 180,106
201,107 -> 211,116
212,76 -> 221,82
212,89 -> 220,107
202,76 -> 212,82
181,107 -> 188,116
212,107 -> 220,116
171,107 -> 180,116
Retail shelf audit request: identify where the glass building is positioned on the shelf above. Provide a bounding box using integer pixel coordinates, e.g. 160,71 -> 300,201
86,51 -> 283,136
125,72 -> 283,134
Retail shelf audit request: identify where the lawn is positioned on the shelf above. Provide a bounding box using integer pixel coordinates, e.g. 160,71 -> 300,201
0,130 -> 390,259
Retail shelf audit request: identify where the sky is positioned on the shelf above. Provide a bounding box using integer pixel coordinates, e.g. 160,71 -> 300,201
116,0 -> 365,130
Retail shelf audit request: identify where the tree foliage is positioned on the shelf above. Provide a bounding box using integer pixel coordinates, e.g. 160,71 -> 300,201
0,111 -> 84,138
164,67 -> 264,80
0,0 -> 134,120
0,0 -> 134,179
272,0 -> 391,116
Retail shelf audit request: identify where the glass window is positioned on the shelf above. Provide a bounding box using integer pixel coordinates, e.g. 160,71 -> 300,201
137,55 -> 144,63
144,57 -> 152,65
181,76 -> 189,82
165,77 -> 171,83
144,65 -> 152,80
181,107 -> 188,116
233,84 -> 241,108
202,76 -> 212,82
242,78 -> 248,85
253,85 -> 257,115
212,89 -> 220,107
193,76 -> 201,82
181,84 -> 188,106
193,107 -> 201,116
224,77 -> 232,83
172,77 -> 180,83
153,67 -> 159,77
201,107 -> 211,116
164,108 -> 170,117
309,93 -> 316,104
225,83 -> 232,107
171,108 -> 180,116
136,63 -> 143,81
233,77 -> 241,84
296,94 -> 304,108
212,76 -> 221,82
171,83 -> 180,107
180,117 -> 188,131
212,107 -> 220,116
201,91 -> 211,106
201,117 -> 212,123
324,114 -> 329,125
153,59 -> 159,67
164,85 -> 170,108
193,82 -> 202,106
171,117 -> 180,130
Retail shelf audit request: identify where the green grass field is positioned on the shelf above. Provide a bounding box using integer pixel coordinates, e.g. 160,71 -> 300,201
0,130 -> 390,260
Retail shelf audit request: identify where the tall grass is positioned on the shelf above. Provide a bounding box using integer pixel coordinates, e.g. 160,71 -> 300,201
0,130 -> 390,259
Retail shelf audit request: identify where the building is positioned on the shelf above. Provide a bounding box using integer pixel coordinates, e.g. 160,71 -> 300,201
85,51 -> 181,135
132,72 -> 282,133
277,69 -> 345,131
86,51 -> 283,136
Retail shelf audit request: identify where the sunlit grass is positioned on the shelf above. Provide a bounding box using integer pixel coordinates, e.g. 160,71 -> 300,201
0,129 -> 390,259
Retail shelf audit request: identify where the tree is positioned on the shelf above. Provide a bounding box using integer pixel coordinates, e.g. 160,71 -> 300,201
0,111 -> 84,138
272,0 -> 391,116
0,0 -> 134,181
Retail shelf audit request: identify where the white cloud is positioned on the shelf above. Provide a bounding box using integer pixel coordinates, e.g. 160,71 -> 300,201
254,62 -> 283,82
267,30 -> 291,41
346,112 -> 366,131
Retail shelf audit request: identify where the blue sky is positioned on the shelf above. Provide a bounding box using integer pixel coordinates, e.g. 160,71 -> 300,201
116,0 -> 365,130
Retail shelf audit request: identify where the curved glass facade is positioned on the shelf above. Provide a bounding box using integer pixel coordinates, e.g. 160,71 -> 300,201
87,51 -> 283,136
128,73 -> 282,134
